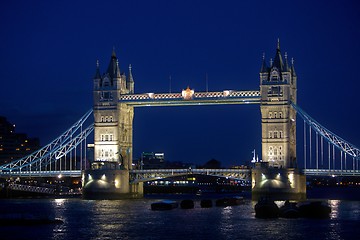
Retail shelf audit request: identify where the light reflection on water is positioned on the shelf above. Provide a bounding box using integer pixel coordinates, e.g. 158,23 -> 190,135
329,200 -> 340,219
0,198 -> 359,240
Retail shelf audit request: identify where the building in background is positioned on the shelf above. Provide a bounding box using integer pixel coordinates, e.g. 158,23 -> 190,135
0,116 -> 40,165
139,152 -> 165,169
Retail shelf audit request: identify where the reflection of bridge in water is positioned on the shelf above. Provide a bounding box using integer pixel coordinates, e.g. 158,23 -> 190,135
1,42 -> 359,199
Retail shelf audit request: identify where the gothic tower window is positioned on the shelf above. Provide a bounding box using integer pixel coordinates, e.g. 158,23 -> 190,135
103,77 -> 110,87
268,146 -> 273,157
274,131 -> 278,138
279,146 -> 283,160
270,68 -> 280,81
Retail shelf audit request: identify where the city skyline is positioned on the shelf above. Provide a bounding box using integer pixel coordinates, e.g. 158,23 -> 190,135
1,0 -> 359,167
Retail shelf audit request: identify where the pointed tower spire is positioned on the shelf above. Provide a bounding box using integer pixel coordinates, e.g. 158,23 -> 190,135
284,52 -> 290,71
260,53 -> 268,72
128,64 -> 134,82
127,64 -> 135,93
291,58 -> 296,76
115,59 -> 121,78
107,48 -> 121,80
112,46 -> 116,58
94,60 -> 101,79
273,39 -> 284,71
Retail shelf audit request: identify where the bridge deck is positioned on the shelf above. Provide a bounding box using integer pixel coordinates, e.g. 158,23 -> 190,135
119,90 -> 261,106
1,168 -> 359,178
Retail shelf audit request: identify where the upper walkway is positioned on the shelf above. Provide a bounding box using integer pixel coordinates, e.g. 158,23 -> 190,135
118,90 -> 261,107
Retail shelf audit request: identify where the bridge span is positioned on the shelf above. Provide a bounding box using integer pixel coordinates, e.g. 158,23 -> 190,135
1,168 -> 359,179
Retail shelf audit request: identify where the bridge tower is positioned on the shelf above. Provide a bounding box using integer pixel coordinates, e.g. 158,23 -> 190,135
82,50 -> 140,198
260,40 -> 297,168
252,41 -> 306,200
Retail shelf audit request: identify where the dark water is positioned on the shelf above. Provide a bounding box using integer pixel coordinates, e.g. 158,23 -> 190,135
1,194 -> 360,240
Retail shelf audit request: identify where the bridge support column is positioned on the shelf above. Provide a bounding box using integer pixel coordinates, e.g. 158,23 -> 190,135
82,169 -> 142,199
131,182 -> 144,196
251,163 -> 306,201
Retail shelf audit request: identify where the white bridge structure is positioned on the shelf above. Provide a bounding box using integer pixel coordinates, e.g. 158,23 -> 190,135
0,102 -> 359,180
1,43 -> 359,192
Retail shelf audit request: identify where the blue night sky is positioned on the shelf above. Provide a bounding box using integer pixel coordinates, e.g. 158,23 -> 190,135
1,0 -> 359,167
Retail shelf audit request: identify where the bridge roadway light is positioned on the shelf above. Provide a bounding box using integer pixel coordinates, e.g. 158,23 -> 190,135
58,174 -> 62,179
223,90 -> 231,97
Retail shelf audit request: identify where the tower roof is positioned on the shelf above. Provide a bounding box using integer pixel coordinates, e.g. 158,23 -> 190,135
272,39 -> 284,71
106,48 -> 121,79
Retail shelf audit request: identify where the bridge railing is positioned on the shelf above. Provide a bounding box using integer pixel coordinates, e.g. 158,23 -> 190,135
303,169 -> 360,177
7,183 -> 55,194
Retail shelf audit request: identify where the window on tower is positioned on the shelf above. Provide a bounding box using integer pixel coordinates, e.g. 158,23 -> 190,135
268,86 -> 282,97
270,68 -> 280,81
274,131 -> 278,138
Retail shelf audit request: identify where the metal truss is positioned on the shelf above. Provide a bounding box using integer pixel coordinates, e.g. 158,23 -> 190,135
130,168 -> 251,183
292,103 -> 360,160
0,110 -> 93,172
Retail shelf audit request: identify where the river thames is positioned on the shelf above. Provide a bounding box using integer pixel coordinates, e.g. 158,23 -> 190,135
1,191 -> 360,240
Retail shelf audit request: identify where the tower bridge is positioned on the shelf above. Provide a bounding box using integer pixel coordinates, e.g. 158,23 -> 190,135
1,41 -> 359,200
